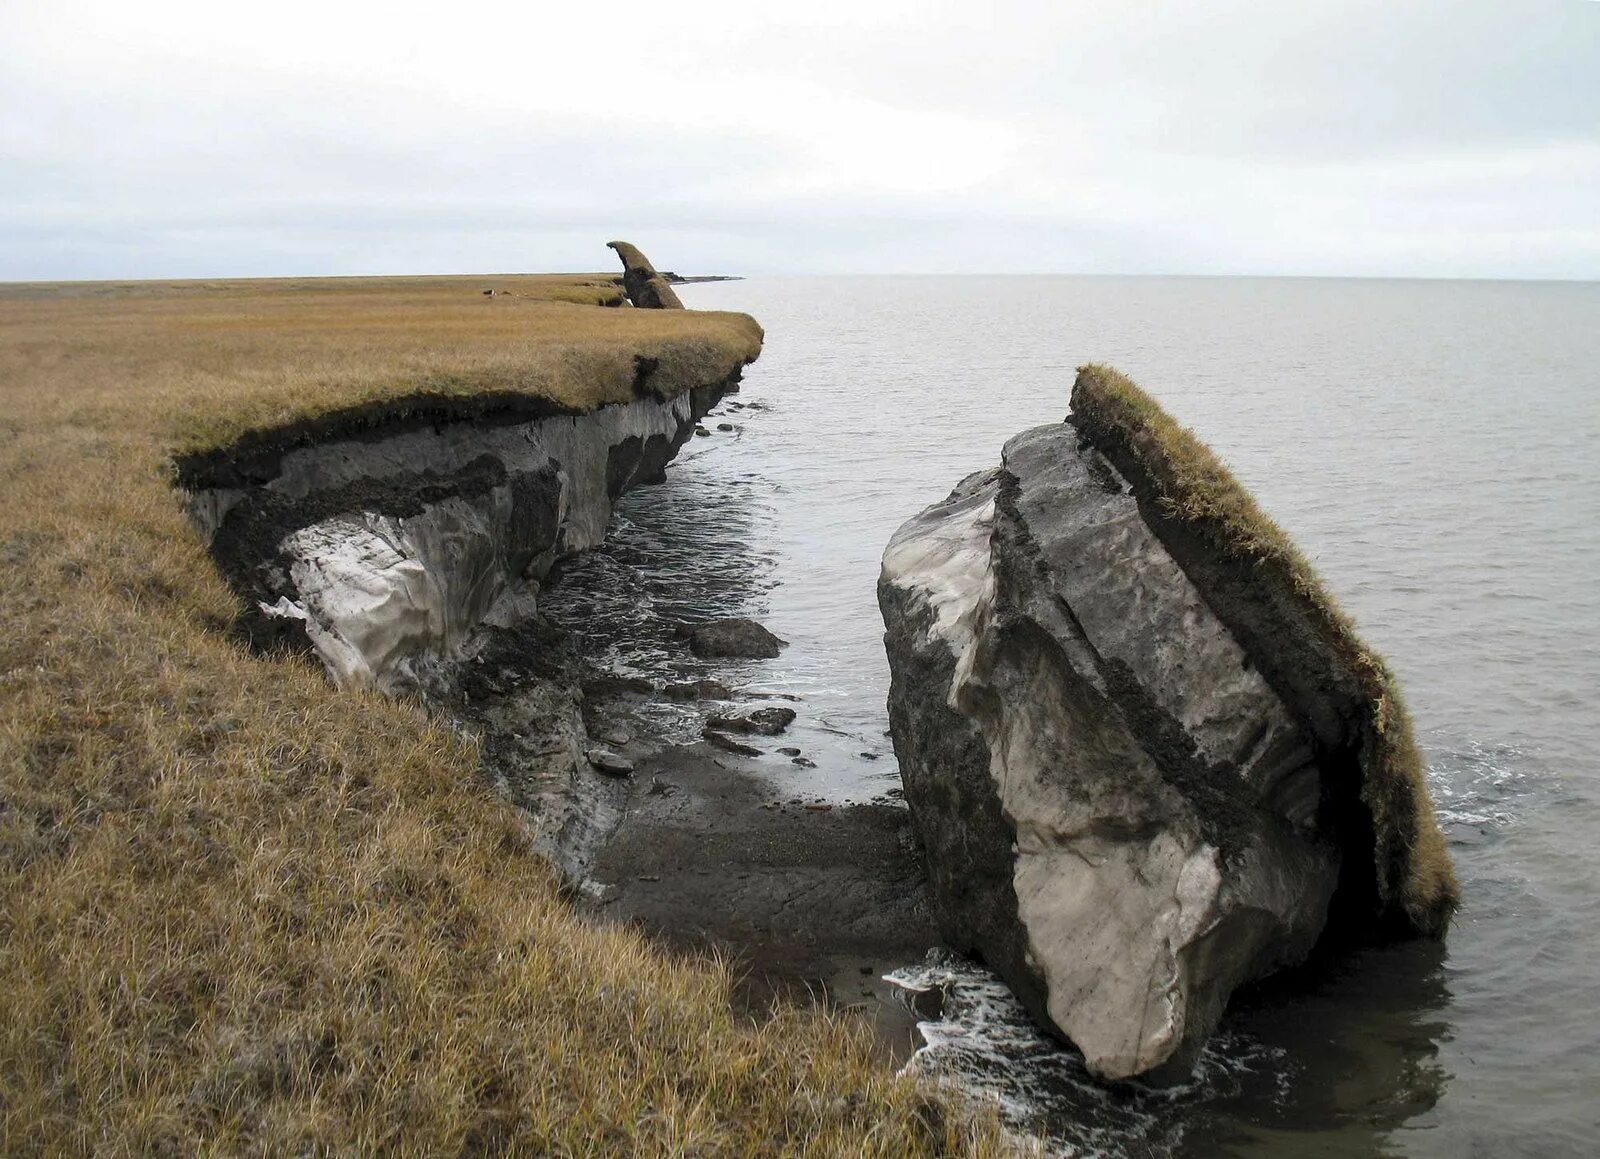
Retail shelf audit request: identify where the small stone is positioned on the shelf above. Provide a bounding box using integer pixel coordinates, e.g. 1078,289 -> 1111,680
804,803 -> 833,812
791,756 -> 817,768
694,426 -> 711,437
778,746 -> 802,757
706,706 -> 797,736
858,751 -> 879,761
584,673 -> 656,697
687,618 -> 787,659
702,728 -> 763,757
663,678 -> 733,701
717,422 -> 734,432
586,748 -> 634,776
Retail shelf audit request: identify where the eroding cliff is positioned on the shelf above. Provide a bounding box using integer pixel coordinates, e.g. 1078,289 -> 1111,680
180,349 -> 754,879
185,382 -> 733,693
608,240 -> 685,309
879,365 -> 1457,1083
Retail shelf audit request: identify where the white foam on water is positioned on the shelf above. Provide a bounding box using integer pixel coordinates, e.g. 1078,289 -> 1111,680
885,954 -> 1293,1158
1424,735 -> 1532,834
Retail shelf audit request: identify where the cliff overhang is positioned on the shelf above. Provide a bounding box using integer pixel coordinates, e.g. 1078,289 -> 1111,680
180,368 -> 747,695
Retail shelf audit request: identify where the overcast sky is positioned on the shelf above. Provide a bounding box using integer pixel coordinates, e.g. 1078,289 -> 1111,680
2,0 -> 1596,280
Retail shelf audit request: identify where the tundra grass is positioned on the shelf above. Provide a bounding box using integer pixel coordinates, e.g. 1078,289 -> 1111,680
1070,364 -> 1458,936
0,276 -> 1006,1155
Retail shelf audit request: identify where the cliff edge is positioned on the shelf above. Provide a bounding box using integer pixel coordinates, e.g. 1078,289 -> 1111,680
0,266 -> 995,1155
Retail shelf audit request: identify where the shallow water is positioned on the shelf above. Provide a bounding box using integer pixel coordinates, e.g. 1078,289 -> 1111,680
550,275 -> 1600,1155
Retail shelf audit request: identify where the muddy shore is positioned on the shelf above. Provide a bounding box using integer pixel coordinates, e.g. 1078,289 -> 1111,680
183,353 -> 948,1064
464,640 -> 943,1061
584,724 -> 937,1058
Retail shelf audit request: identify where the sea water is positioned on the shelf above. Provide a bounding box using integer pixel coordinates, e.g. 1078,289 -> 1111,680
546,275 -> 1600,1156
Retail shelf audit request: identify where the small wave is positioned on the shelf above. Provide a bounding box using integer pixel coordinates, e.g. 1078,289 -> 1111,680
1423,735 -> 1535,837
886,953 -> 1292,1158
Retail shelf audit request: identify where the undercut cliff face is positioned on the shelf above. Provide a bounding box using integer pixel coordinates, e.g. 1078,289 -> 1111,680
607,241 -> 685,309
879,366 -> 1456,1083
179,342 -> 756,878
183,382 -> 734,693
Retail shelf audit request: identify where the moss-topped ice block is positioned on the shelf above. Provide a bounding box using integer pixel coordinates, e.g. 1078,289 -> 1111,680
879,364 -> 1457,1083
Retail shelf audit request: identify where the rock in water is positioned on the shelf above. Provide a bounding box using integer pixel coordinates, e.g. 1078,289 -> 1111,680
663,678 -> 734,701
687,618 -> 788,659
706,706 -> 797,735
607,240 -> 685,309
878,364 -> 1457,1083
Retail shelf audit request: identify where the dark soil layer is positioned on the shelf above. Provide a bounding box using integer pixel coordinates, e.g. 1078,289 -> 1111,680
174,368 -> 734,492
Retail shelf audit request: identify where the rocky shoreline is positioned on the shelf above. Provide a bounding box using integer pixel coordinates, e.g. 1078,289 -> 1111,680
450,588 -> 937,1055
177,295 -> 935,1051
178,271 -> 1456,1103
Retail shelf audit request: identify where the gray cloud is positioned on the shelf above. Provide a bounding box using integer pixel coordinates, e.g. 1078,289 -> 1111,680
1,0 -> 1596,280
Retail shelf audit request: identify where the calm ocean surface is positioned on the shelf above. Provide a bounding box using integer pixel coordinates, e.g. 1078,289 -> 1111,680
553,276 -> 1600,1155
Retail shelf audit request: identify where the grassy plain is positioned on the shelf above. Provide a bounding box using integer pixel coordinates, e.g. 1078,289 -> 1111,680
0,276 -> 1003,1155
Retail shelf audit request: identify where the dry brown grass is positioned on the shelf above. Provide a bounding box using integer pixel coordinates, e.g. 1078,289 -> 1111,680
0,275 -> 1006,1155
1070,364 -> 1458,938
0,275 -> 760,455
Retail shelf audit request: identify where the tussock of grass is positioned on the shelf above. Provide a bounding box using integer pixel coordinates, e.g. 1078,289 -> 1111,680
1070,364 -> 1458,937
0,276 -> 1005,1154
